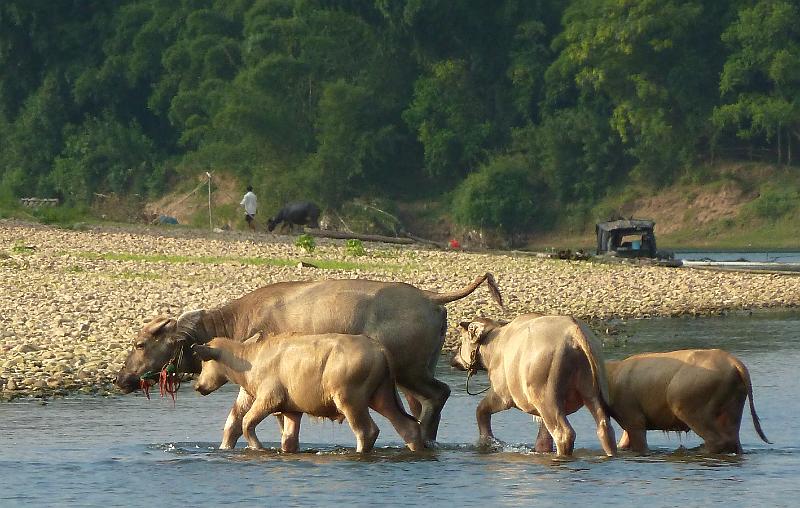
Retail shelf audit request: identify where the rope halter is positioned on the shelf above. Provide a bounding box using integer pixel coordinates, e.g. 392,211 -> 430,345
461,340 -> 490,396
139,341 -> 184,405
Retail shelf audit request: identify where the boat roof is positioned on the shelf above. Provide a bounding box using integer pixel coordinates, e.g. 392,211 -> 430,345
596,219 -> 655,232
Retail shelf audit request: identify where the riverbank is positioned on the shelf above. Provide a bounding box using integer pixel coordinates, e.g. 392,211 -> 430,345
2,220 -> 799,401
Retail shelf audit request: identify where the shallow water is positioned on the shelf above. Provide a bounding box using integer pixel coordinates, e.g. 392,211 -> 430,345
3,312 -> 799,507
677,251 -> 800,262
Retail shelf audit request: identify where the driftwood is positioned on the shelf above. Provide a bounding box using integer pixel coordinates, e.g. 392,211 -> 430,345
404,233 -> 448,249
307,229 -> 448,249
307,229 -> 416,245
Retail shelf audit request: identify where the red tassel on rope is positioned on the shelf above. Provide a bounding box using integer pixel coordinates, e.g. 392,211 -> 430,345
159,364 -> 180,406
140,378 -> 155,400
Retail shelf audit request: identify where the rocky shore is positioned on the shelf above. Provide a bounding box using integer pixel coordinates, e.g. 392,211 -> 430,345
2,220 -> 799,401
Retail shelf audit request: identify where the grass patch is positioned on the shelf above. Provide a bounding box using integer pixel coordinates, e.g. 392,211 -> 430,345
69,251 -> 410,272
30,204 -> 94,227
11,241 -> 36,254
660,216 -> 800,250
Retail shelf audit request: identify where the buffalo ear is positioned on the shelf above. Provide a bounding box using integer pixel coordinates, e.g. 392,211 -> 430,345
191,344 -> 221,362
467,322 -> 486,344
144,316 -> 177,336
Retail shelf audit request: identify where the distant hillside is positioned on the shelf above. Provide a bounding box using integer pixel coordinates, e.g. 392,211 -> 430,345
526,163 -> 800,251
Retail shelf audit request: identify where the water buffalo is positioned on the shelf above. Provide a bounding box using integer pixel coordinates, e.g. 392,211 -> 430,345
606,349 -> 771,454
193,334 -> 423,453
267,201 -> 320,232
115,274 -> 503,446
451,314 -> 616,456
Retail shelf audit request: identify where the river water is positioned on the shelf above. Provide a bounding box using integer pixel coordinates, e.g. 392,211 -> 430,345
677,251 -> 800,262
2,312 -> 799,507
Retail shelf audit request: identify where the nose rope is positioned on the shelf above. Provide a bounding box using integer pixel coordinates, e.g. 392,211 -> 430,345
463,344 -> 490,396
138,343 -> 183,405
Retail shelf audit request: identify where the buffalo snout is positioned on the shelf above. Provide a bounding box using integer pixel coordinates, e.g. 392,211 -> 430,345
115,372 -> 140,393
194,383 -> 211,396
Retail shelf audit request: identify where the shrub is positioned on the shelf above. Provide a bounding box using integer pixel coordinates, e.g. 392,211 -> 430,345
744,186 -> 798,221
30,204 -> 91,226
295,233 -> 316,253
345,239 -> 366,256
452,155 -> 551,234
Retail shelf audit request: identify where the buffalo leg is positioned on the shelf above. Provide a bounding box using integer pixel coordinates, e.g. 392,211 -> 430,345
220,387 -> 254,449
534,421 -> 554,453
341,405 -> 380,453
679,392 -> 745,454
404,392 -> 422,420
682,410 -> 743,454
618,430 -> 631,450
476,389 -> 511,441
540,410 -> 576,456
583,396 -> 617,456
280,412 -> 303,453
399,377 -> 450,443
371,379 -> 423,451
538,387 -> 576,457
620,427 -> 648,453
242,397 -> 278,451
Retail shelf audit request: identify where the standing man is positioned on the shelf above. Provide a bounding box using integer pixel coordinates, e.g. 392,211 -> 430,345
240,185 -> 258,232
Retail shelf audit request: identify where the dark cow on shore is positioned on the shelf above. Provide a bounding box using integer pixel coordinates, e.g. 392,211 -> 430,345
267,201 -> 321,233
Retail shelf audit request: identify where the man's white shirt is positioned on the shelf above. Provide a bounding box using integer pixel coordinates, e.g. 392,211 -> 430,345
240,191 -> 257,215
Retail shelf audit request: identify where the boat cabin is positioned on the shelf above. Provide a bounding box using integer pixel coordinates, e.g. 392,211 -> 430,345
596,219 -> 657,258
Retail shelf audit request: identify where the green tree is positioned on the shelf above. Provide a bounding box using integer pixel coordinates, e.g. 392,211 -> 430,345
403,59 -> 492,181
545,0 -> 734,185
306,80 -> 405,206
0,75 -> 69,197
51,115 -> 157,203
714,1 -> 800,165
528,105 -> 628,202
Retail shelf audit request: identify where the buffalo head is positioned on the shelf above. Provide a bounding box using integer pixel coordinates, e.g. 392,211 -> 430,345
115,312 -> 202,393
450,317 -> 504,371
192,342 -> 228,395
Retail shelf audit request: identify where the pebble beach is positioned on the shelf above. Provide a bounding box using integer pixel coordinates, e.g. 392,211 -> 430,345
2,220 -> 798,401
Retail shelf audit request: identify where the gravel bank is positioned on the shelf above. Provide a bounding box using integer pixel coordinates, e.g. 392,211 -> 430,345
2,221 -> 798,401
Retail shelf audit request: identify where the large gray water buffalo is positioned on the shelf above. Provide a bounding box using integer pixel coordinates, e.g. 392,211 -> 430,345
267,201 -> 320,232
193,334 -> 423,453
115,274 -> 502,445
451,314 -> 616,456
606,349 -> 771,454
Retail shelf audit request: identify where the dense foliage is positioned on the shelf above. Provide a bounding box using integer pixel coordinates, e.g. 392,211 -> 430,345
1,0 -> 798,234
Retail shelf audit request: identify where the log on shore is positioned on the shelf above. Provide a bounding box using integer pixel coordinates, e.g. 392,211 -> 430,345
308,229 -> 416,245
307,229 -> 447,248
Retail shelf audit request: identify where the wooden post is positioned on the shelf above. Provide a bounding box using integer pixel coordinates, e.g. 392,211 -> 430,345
207,172 -> 213,230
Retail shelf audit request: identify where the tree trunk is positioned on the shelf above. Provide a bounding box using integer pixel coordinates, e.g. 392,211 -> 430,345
790,127 -> 800,166
778,124 -> 782,165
